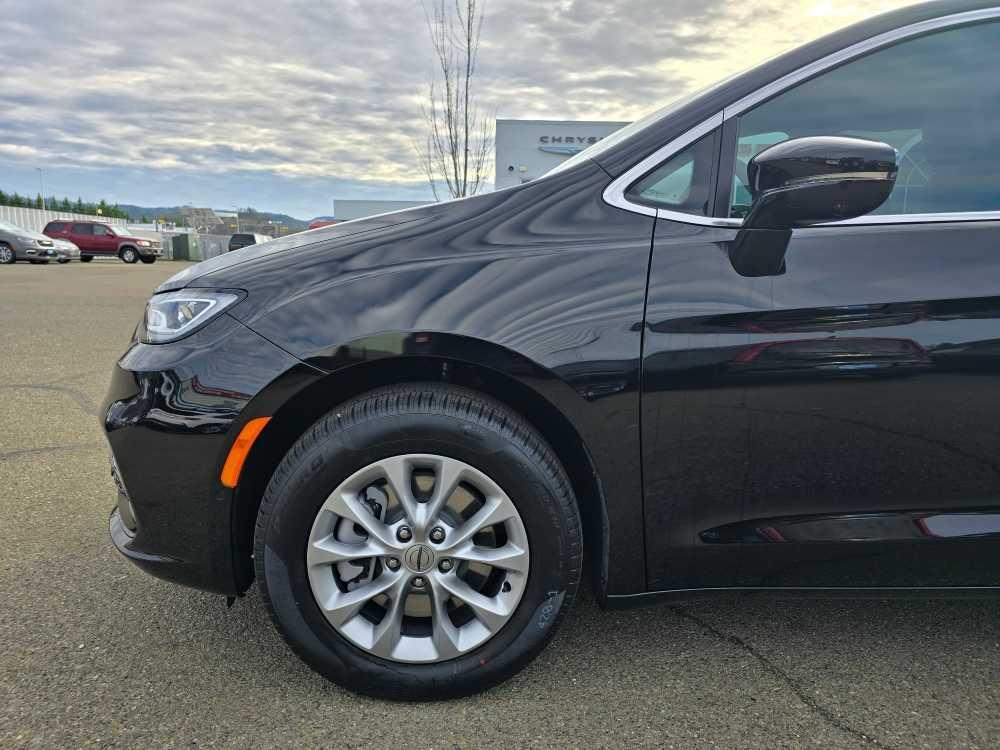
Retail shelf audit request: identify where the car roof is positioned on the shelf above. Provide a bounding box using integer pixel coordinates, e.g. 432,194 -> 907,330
592,0 -> 1000,177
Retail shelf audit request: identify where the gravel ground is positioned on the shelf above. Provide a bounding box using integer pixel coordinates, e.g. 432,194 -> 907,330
2,260 -> 999,749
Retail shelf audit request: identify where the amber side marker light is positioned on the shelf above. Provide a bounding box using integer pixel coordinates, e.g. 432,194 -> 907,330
220,416 -> 272,488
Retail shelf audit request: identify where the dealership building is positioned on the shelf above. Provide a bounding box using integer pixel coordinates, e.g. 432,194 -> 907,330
494,119 -> 629,189
332,119 -> 630,220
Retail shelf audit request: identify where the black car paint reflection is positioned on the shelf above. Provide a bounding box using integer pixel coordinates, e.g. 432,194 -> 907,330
103,0 -> 1000,600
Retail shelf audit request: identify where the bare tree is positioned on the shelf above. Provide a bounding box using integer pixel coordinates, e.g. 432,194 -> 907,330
417,0 -> 494,200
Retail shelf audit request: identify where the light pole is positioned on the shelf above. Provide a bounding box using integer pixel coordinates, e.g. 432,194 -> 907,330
36,168 -> 45,210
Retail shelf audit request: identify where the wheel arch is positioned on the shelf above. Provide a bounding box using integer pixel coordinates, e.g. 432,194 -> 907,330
232,339 -> 613,602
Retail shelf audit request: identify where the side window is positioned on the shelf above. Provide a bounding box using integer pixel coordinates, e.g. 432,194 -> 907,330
730,21 -> 1000,218
46,222 -> 66,232
71,223 -> 92,235
626,130 -> 718,215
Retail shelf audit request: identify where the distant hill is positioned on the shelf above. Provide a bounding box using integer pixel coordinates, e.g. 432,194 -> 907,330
118,204 -> 310,232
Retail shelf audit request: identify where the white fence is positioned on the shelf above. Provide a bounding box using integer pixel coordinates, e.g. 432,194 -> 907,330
0,205 -> 129,233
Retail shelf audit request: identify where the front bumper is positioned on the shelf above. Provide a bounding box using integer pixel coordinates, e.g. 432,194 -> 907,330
137,245 -> 163,257
21,243 -> 57,257
102,313 -> 315,595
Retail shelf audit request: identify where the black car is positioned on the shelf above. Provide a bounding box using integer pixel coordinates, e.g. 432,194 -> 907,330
104,1 -> 1000,700
227,232 -> 269,252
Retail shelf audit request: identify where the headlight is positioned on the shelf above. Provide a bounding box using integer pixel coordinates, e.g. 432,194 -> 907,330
141,290 -> 242,343
137,240 -> 151,247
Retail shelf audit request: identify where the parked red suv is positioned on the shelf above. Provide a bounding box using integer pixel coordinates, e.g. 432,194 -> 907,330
43,221 -> 162,264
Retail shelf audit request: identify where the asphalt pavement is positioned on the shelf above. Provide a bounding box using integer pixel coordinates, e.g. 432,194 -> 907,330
2,260 -> 999,748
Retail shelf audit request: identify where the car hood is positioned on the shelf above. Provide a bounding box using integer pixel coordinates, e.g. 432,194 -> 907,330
156,208 -> 436,293
10,228 -> 52,242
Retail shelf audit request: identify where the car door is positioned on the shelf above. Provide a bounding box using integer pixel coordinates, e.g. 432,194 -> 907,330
639,17 -> 1000,591
91,224 -> 118,255
70,223 -> 96,253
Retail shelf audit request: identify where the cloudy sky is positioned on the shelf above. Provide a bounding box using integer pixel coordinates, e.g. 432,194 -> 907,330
0,0 -> 908,219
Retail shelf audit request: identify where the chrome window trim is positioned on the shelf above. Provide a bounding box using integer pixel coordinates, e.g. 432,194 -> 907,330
602,112 -> 723,220
602,7 -> 1000,228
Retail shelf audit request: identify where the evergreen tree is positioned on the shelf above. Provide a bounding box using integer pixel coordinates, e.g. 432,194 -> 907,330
35,194 -> 44,209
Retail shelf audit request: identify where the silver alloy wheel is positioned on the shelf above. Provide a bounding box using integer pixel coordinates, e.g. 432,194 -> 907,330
0,245 -> 12,263
306,454 -> 530,663
122,248 -> 136,263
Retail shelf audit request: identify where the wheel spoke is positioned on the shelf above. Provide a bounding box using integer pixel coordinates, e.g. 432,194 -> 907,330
424,457 -> 466,527
450,541 -> 529,573
318,571 -> 401,627
307,534 -> 384,567
369,577 -> 408,658
379,455 -> 421,529
323,491 -> 395,547
446,495 -> 516,549
429,584 -> 462,659
434,572 -> 511,632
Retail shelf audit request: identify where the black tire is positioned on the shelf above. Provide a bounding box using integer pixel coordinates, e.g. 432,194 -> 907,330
29,259 -> 50,265
140,256 -> 156,264
57,259 -> 71,264
254,384 -> 582,700
120,247 -> 139,264
80,255 -> 93,263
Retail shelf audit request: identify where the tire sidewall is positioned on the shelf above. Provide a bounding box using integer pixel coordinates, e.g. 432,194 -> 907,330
0,244 -> 14,264
258,406 -> 577,698
121,247 -> 137,263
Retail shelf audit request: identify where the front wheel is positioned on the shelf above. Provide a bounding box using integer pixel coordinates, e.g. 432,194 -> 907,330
254,384 -> 582,700
140,256 -> 156,264
57,258 -> 71,264
80,255 -> 93,263
120,247 -> 138,264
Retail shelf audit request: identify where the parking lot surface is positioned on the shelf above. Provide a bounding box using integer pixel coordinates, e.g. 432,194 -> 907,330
2,261 -> 999,749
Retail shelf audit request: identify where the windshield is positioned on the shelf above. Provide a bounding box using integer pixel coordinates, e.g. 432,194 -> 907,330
0,221 -> 28,233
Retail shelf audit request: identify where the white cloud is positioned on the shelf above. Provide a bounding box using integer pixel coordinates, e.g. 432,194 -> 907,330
0,0 -> 910,216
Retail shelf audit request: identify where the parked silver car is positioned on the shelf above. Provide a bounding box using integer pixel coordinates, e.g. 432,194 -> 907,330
51,238 -> 81,263
0,220 -> 59,264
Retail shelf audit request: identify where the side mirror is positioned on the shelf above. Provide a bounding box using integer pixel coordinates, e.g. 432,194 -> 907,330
730,136 -> 897,276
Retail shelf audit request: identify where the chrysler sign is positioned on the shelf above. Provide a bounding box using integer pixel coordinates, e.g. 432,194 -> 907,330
538,134 -> 603,156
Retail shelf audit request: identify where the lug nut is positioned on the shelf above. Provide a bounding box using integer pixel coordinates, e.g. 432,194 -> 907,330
385,557 -> 400,571
438,559 -> 453,573
429,527 -> 446,543
412,576 -> 426,589
396,526 -> 412,542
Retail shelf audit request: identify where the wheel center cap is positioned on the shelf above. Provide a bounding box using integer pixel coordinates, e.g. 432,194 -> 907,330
404,543 -> 435,573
